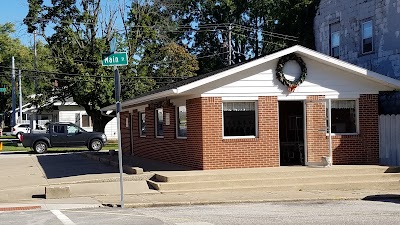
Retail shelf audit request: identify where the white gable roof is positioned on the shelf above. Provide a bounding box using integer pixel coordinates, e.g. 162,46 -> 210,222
102,45 -> 400,111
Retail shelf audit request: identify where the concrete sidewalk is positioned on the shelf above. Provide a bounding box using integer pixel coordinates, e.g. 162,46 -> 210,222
1,151 -> 400,210
94,189 -> 400,208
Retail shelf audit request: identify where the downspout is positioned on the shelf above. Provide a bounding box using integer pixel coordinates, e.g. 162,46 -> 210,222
328,99 -> 333,166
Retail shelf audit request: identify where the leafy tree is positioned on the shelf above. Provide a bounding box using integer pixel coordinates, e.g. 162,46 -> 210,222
0,23 -> 54,121
174,0 -> 319,73
24,0 -> 199,132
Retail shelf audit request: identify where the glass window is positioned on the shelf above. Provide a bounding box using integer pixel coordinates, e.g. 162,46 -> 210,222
67,125 -> 80,134
331,31 -> 340,58
362,20 -> 373,53
177,106 -> 187,138
53,125 -> 65,134
223,102 -> 256,137
82,115 -> 91,127
328,100 -> 357,133
156,108 -> 164,137
139,112 -> 146,136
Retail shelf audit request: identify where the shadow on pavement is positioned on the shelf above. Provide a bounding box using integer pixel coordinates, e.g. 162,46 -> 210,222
94,152 -> 193,172
36,152 -> 119,179
362,194 -> 400,204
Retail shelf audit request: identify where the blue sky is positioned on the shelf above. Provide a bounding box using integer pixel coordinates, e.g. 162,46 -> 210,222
0,0 -> 31,46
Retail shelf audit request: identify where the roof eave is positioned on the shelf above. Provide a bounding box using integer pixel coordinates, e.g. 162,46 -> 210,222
101,89 -> 178,111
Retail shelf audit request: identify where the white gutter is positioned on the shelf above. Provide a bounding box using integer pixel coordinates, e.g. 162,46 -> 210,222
101,89 -> 178,111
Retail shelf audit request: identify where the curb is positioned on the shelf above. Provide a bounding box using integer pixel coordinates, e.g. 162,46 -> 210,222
121,196 -> 362,208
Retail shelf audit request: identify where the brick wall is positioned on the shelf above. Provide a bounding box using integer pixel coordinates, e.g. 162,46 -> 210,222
306,95 -> 329,163
120,94 -> 379,169
120,112 -> 132,155
127,99 -> 203,169
305,94 -> 379,165
201,96 -> 279,169
331,94 -> 379,164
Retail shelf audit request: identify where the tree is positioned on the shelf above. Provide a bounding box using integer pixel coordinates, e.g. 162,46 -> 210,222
0,23 -> 54,119
24,0 -> 199,132
174,0 -> 319,73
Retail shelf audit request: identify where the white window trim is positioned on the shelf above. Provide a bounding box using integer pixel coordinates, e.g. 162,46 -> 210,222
176,106 -> 187,139
155,108 -> 164,138
330,31 -> 340,57
361,20 -> 373,54
326,99 -> 359,136
81,114 -> 92,128
222,101 -> 258,139
139,112 -> 146,137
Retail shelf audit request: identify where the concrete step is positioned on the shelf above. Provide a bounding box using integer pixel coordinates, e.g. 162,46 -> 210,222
151,180 -> 400,193
154,166 -> 400,183
148,173 -> 400,191
49,180 -> 159,198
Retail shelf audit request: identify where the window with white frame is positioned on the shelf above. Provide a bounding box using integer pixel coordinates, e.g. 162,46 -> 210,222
139,112 -> 146,137
177,106 -> 187,138
82,115 -> 92,127
155,108 -> 164,137
330,31 -> 340,58
330,22 -> 340,58
223,102 -> 256,137
327,100 -> 357,134
362,20 -> 373,54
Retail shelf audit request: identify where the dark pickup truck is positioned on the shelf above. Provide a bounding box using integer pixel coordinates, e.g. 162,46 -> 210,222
21,122 -> 107,154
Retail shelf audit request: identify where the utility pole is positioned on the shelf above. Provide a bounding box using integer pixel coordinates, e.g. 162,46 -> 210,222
11,57 -> 16,127
18,70 -> 23,123
30,31 -> 38,131
228,24 -> 232,66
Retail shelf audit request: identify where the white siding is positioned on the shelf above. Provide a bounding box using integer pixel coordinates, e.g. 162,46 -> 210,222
202,57 -> 394,99
58,109 -> 118,140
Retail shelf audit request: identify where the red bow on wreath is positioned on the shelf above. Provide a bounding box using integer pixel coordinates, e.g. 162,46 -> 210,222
288,85 -> 297,92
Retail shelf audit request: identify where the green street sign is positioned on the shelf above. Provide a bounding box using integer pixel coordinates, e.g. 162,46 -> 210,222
101,52 -> 128,66
0,88 -> 6,92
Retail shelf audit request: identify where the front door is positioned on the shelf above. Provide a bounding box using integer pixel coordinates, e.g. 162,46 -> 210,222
279,101 -> 305,166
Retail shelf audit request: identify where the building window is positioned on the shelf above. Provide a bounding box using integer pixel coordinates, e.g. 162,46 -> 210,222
82,115 -> 92,127
155,108 -> 164,137
223,102 -> 256,137
362,20 -> 373,54
176,106 -> 187,138
327,100 -> 357,134
330,31 -> 340,58
139,112 -> 146,137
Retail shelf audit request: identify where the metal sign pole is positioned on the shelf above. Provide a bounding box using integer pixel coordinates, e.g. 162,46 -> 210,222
114,65 -> 124,208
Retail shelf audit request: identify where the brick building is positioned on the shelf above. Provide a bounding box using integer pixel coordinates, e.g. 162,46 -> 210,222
314,0 -> 400,78
102,46 -> 400,170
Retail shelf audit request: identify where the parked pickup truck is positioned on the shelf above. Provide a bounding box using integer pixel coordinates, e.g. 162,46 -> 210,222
20,122 -> 107,154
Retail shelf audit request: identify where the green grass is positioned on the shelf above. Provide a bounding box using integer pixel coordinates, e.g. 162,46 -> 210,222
0,142 -> 119,152
0,135 -> 16,139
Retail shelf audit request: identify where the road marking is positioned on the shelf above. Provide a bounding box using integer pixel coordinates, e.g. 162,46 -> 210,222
51,210 -> 76,225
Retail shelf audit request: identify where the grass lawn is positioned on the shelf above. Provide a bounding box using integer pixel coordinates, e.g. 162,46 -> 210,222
0,135 -> 16,139
0,142 -> 119,152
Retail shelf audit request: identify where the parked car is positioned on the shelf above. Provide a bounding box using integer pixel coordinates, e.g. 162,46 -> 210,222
12,124 -> 31,138
20,122 -> 107,154
12,123 -> 46,138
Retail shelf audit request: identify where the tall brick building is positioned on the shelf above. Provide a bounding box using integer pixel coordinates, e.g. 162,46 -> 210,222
314,0 -> 400,78
102,46 -> 400,170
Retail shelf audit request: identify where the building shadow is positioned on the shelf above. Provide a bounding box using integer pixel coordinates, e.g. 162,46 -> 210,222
362,194 -> 400,204
36,152 -> 119,179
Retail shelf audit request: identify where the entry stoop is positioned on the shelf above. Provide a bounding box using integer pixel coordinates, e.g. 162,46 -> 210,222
147,166 -> 400,193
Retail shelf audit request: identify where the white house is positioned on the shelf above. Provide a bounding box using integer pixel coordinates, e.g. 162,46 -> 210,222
15,98 -> 118,140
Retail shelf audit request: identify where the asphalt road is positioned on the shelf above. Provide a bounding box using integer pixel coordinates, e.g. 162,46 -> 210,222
1,200 -> 400,225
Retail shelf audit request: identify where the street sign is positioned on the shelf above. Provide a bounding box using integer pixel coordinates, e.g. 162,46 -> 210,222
101,52 -> 128,66
0,88 -> 6,92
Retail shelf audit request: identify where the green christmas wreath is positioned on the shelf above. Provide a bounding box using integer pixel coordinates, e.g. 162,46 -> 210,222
275,53 -> 307,92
